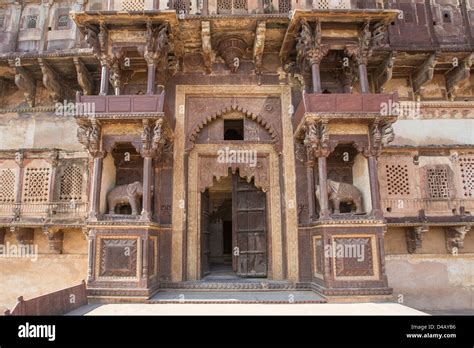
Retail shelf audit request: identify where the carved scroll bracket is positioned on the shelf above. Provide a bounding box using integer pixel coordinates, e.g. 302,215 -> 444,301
303,119 -> 336,160
38,58 -> 64,103
445,224 -> 471,255
406,225 -> 429,254
42,227 -> 64,254
141,118 -> 173,158
365,119 -> 395,158
8,60 -> 36,107
76,118 -> 102,158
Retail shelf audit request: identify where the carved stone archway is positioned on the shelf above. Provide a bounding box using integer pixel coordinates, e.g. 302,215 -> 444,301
186,143 -> 284,281
188,104 -> 280,150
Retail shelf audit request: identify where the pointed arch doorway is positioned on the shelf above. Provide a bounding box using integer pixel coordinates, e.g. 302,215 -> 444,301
201,169 -> 268,279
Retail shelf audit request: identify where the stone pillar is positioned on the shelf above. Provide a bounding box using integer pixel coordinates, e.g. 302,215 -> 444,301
89,153 -> 104,220
311,62 -> 322,93
317,156 -> 331,219
358,62 -> 370,93
202,0 -> 209,14
141,156 -> 154,221
367,155 -> 382,218
307,46 -> 328,94
99,59 -> 109,96
146,63 -> 156,95
84,228 -> 95,282
305,159 -> 316,221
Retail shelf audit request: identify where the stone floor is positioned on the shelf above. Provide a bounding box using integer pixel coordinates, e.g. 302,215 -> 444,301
66,294 -> 428,316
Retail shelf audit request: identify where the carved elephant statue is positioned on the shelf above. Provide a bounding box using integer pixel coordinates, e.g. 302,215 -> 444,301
316,179 -> 363,215
107,181 -> 143,215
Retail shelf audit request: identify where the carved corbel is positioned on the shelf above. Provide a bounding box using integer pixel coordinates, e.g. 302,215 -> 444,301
412,52 -> 438,99
375,51 -> 396,93
366,119 -> 395,158
38,58 -> 64,103
10,227 -> 34,245
345,21 -> 373,66
253,21 -> 266,75
42,227 -> 64,254
0,228 -> 5,248
141,118 -> 168,158
445,224 -> 471,255
8,60 -> 36,107
201,21 -> 213,74
73,57 -> 93,96
406,225 -> 429,254
303,119 -> 334,159
446,53 -> 474,101
76,118 -> 102,157
83,23 -> 101,57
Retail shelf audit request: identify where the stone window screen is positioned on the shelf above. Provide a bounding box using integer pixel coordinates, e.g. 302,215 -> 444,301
0,169 -> 16,203
427,167 -> 449,199
385,164 -> 410,196
57,14 -> 69,29
217,0 -> 233,13
278,0 -> 291,13
23,168 -> 50,203
172,0 -> 189,14
59,165 -> 83,202
233,0 -> 248,11
121,0 -> 145,11
314,0 -> 350,10
459,156 -> 474,198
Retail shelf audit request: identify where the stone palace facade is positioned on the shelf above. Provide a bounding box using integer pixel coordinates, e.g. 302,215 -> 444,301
0,0 -> 473,310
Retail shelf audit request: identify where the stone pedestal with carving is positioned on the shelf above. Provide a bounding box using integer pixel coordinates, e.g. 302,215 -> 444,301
85,225 -> 160,299
309,222 -> 391,296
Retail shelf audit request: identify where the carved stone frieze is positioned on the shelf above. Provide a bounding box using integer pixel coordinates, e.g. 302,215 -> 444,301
199,155 -> 270,193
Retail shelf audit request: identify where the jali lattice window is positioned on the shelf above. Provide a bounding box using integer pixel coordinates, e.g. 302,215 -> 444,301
233,0 -> 248,11
59,166 -> 83,202
314,0 -> 350,10
172,0 -> 189,14
427,167 -> 449,199
217,0 -> 232,13
23,168 -> 50,203
385,164 -> 410,196
0,169 -> 16,203
121,0 -> 145,11
460,157 -> 474,198
278,0 -> 291,13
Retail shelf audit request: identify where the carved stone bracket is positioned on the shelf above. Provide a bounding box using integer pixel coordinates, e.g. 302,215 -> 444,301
141,118 -> 172,158
253,21 -> 266,75
77,118 -> 102,157
201,21 -> 213,74
8,60 -> 36,107
374,51 -> 396,93
144,22 -> 170,69
413,52 -> 438,99
43,227 -> 64,254
345,21 -> 373,66
38,58 -> 64,103
366,119 -> 395,158
445,224 -> 471,255
446,53 -> 474,101
0,228 -> 5,248
303,119 -> 336,159
406,225 -> 429,254
73,57 -> 93,96
296,20 -> 329,70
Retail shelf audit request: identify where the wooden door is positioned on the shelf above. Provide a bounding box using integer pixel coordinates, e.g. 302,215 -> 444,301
201,190 -> 211,277
232,175 -> 267,277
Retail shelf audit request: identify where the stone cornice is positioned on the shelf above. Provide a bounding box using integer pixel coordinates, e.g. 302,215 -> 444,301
0,48 -> 94,61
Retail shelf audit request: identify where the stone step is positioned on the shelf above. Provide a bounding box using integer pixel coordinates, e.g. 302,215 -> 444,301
148,291 -> 326,304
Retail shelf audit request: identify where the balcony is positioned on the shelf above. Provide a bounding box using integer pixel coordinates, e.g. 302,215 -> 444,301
76,92 -> 167,121
0,202 -> 88,221
293,93 -> 398,132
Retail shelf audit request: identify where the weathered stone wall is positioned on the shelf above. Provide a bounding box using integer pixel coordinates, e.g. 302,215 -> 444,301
385,227 -> 474,310
0,228 -> 87,311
